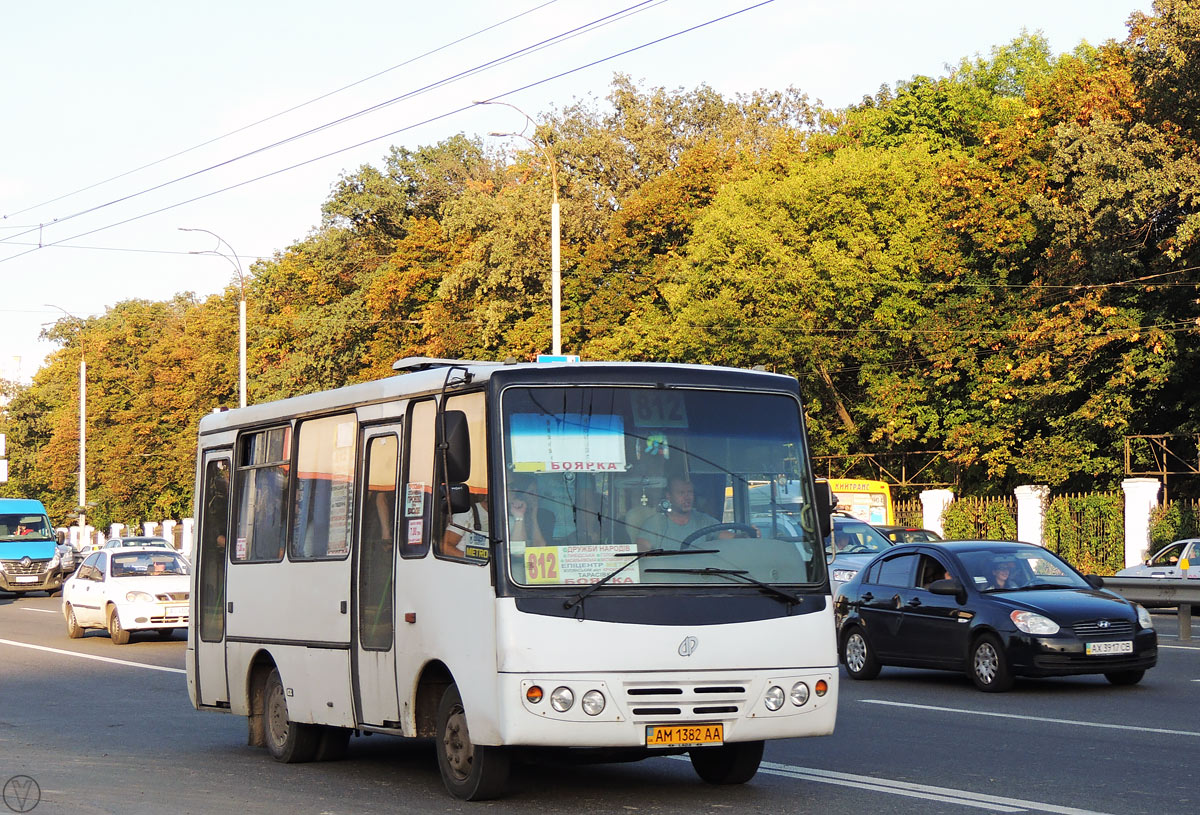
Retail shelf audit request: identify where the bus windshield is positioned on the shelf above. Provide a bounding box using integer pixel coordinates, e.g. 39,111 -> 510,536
500,386 -> 823,588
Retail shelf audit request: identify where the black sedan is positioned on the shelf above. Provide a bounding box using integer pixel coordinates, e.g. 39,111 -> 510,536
834,541 -> 1157,692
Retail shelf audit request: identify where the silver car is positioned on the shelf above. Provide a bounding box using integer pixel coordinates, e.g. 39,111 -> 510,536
1117,538 -> 1200,580
825,514 -> 894,596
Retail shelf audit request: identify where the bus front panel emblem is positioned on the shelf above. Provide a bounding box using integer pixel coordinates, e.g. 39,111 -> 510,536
678,636 -> 698,657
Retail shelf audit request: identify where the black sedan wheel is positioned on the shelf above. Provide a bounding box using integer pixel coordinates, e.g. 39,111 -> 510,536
969,634 -> 1013,692
842,627 -> 881,680
1105,669 -> 1145,686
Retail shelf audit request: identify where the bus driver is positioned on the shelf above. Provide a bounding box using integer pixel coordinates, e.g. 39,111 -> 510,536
635,475 -> 731,551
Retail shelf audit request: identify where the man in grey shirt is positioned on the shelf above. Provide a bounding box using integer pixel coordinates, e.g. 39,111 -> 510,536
635,475 -> 729,551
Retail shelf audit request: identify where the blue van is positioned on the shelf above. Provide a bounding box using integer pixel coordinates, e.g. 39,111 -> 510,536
0,498 -> 66,595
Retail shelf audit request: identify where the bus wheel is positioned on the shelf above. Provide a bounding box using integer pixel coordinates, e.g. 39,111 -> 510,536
436,684 -> 510,800
107,606 -> 131,645
313,726 -> 352,761
689,740 -> 764,785
263,668 -> 320,763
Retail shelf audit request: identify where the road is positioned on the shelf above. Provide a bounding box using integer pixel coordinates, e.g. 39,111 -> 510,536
1,591 -> 1196,815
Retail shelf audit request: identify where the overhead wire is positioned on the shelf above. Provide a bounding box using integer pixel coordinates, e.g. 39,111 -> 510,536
0,0 -> 566,223
0,0 -> 776,267
0,0 -> 666,250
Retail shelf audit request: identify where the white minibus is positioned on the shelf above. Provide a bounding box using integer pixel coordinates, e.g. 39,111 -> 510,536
187,358 -> 838,800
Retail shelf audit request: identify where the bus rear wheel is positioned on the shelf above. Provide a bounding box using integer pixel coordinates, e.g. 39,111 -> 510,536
263,667 -> 320,763
689,740 -> 764,784
435,684 -> 510,801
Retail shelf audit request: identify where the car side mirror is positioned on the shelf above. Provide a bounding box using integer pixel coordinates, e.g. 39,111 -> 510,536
928,577 -> 966,604
1085,574 -> 1104,589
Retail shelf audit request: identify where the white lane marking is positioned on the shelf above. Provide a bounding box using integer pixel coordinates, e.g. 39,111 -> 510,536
666,756 -> 1112,814
863,699 -> 1200,738
22,607 -> 58,614
1159,644 -> 1200,650
0,638 -> 185,675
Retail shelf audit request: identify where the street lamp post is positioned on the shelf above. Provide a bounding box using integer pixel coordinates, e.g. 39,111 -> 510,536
476,100 -> 562,356
45,304 -> 86,544
180,228 -> 247,408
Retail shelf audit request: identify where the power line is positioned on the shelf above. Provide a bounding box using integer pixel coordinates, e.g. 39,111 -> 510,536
0,0 -> 566,223
0,0 -> 777,267
0,0 -> 666,250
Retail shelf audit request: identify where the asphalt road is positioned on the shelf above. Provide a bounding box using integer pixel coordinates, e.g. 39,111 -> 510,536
1,591 -> 1196,815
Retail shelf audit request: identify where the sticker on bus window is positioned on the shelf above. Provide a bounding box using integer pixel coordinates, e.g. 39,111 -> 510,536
523,543 -> 640,584
407,519 -> 423,545
235,537 -> 247,560
405,483 -> 425,517
510,414 -> 626,473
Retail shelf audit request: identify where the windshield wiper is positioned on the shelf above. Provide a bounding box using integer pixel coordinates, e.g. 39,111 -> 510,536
642,567 -> 801,605
563,548 -> 719,610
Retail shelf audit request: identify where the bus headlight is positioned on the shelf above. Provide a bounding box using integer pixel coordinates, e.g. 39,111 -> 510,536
790,681 -> 810,706
550,686 -> 575,712
581,690 -> 606,716
763,685 -> 785,711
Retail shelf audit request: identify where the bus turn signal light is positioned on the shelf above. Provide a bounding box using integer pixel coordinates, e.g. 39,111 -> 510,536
526,685 -> 544,704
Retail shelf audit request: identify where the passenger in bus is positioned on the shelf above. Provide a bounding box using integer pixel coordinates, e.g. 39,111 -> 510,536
506,475 -> 552,548
441,494 -> 488,557
565,489 -> 604,545
635,475 -> 731,551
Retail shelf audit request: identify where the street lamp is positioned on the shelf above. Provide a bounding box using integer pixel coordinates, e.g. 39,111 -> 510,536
476,100 -> 562,356
180,227 -> 247,408
45,304 -> 87,544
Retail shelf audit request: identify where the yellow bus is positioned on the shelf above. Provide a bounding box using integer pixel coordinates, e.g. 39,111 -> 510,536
827,478 -> 893,526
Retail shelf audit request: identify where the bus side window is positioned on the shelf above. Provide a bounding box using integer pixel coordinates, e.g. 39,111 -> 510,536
436,392 -> 488,561
401,399 -> 436,558
233,426 -> 290,563
290,414 -> 356,561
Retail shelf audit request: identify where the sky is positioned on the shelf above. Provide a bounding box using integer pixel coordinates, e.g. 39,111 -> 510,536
0,0 -> 1154,384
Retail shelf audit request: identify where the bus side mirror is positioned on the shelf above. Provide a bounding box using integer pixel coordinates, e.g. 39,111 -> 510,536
438,410 -> 471,484
814,480 -> 833,540
442,483 -> 471,514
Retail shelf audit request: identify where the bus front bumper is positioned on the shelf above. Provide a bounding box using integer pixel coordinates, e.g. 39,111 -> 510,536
494,668 -> 838,748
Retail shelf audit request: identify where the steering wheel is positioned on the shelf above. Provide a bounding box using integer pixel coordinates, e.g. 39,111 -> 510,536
840,544 -> 872,554
680,522 -> 758,549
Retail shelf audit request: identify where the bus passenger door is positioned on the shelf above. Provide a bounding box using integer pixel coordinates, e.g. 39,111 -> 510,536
195,452 -> 231,706
353,427 -> 402,726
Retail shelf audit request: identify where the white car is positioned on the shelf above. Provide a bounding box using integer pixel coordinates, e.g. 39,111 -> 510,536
1117,538 -> 1200,580
62,546 -> 190,644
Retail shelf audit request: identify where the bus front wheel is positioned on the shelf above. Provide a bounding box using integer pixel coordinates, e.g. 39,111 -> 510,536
435,684 -> 510,801
689,740 -> 764,785
263,667 -> 320,763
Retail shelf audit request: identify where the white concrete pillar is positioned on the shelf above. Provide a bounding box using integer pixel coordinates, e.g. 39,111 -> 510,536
142,521 -> 158,537
181,518 -> 195,559
109,522 -> 125,539
920,489 -> 955,537
1122,478 -> 1161,568
1014,485 -> 1050,546
161,519 -> 177,549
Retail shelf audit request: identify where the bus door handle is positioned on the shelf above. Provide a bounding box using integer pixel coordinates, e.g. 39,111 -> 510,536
340,601 -> 347,614
227,602 -> 234,613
